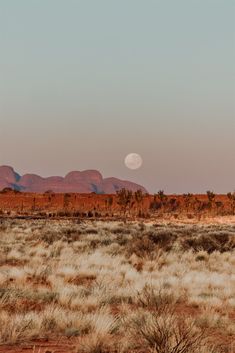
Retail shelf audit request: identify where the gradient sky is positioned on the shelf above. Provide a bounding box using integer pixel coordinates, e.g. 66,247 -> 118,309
0,0 -> 234,193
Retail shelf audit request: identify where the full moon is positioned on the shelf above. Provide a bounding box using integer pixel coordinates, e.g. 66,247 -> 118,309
124,153 -> 143,170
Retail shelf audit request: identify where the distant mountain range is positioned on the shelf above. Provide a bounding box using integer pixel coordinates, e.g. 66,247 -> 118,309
0,166 -> 147,194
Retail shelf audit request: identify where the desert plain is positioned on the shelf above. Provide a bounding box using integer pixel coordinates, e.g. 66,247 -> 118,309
0,191 -> 234,353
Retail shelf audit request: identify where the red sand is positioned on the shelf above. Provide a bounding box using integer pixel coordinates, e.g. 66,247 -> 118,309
0,191 -> 231,217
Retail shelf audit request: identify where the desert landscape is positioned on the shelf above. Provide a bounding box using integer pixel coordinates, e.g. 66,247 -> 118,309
1,1 -> 234,352
0,169 -> 234,353
0,188 -> 234,220
0,215 -> 234,353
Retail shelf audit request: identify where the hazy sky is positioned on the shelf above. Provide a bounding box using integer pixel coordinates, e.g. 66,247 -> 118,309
0,0 -> 234,193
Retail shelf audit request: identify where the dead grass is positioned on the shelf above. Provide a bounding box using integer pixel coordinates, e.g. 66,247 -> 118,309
0,219 -> 234,352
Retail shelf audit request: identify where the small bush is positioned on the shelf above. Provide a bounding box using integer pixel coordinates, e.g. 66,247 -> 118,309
182,231 -> 235,253
127,310 -> 208,352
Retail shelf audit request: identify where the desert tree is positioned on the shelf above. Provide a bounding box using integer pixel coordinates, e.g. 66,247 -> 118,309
227,192 -> 235,215
206,190 -> 215,203
183,193 -> 193,212
168,197 -> 179,213
206,190 -> 215,212
157,190 -> 168,213
150,193 -> 162,213
157,190 -> 166,203
215,201 -> 224,215
134,189 -> 144,216
116,188 -> 133,217
105,196 -> 113,215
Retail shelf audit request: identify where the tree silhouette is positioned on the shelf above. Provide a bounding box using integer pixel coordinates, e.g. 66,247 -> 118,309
206,190 -> 215,211
134,189 -> 144,216
105,196 -> 113,215
206,190 -> 215,203
157,190 -> 167,213
157,190 -> 166,203
227,192 -> 235,215
116,188 -> 133,217
183,193 -> 193,212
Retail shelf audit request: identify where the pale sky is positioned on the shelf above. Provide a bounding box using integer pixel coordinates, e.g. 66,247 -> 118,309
0,0 -> 234,193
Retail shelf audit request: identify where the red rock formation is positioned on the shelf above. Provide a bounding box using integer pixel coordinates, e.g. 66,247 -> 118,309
0,166 -> 147,193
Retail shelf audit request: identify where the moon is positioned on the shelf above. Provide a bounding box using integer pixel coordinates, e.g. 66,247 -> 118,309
124,153 -> 143,170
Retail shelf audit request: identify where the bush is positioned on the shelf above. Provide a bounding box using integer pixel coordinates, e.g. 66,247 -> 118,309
146,229 -> 177,250
126,309 -> 208,352
137,285 -> 175,315
182,231 -> 235,253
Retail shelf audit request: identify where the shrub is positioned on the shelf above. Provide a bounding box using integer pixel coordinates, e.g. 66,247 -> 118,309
137,285 -> 175,315
146,229 -> 177,250
127,310 -> 208,352
182,231 -> 235,253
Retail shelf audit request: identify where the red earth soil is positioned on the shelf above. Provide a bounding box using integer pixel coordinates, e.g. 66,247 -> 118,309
0,191 -> 231,217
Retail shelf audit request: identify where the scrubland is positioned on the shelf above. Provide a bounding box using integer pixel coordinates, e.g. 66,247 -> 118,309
0,219 -> 234,352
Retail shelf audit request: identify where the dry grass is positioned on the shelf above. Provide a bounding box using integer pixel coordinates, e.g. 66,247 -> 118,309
0,219 -> 234,352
